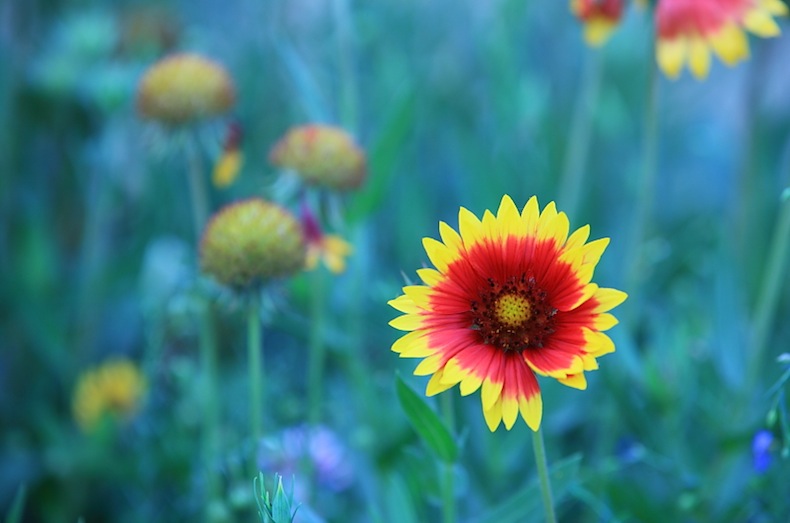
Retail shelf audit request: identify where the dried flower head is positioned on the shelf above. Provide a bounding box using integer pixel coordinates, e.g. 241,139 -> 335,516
72,358 -> 146,432
137,53 -> 235,125
269,125 -> 366,190
200,198 -> 306,287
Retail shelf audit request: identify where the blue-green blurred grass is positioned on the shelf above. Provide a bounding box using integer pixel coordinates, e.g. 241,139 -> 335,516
2,0 -> 790,522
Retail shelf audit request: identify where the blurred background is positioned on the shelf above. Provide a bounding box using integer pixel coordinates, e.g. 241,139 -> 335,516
1,0 -> 790,521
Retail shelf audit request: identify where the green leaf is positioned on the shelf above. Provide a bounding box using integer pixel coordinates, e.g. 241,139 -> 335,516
469,454 -> 583,523
395,374 -> 458,463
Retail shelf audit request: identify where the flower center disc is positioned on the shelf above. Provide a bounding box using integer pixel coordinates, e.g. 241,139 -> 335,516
494,293 -> 532,327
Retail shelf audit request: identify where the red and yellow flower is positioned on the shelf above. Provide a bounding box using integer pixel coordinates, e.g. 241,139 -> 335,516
388,195 -> 626,431
656,0 -> 787,80
301,204 -> 352,274
570,0 -> 625,47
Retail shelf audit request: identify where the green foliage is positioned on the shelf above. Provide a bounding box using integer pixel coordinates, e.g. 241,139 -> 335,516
395,374 -> 459,464
255,474 -> 297,523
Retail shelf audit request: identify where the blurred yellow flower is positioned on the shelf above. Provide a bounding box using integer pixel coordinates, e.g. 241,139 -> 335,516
301,202 -> 352,274
200,198 -> 306,287
656,0 -> 787,80
570,0 -> 625,47
137,53 -> 235,125
269,124 -> 366,191
72,358 -> 146,432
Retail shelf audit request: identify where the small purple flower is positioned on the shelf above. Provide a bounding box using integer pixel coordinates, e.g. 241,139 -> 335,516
752,429 -> 774,474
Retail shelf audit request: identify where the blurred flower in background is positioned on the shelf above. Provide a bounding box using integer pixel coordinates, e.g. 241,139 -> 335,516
257,424 -> 354,501
655,0 -> 787,80
72,358 -> 146,432
570,0 -> 625,47
301,203 -> 352,274
200,198 -> 306,288
269,124 -> 366,191
136,53 -> 235,125
389,195 -> 627,431
752,429 -> 775,473
212,121 -> 244,188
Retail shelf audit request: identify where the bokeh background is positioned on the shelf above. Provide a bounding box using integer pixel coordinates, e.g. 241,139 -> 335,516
2,0 -> 790,521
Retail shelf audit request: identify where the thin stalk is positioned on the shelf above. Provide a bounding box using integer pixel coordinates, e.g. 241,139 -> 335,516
184,132 -> 210,243
198,300 -> 221,512
625,54 -> 659,313
332,0 -> 358,133
308,268 -> 327,426
440,393 -> 456,523
532,426 -> 558,523
747,189 -> 790,388
248,293 -> 264,443
558,49 -> 603,218
183,130 -> 221,512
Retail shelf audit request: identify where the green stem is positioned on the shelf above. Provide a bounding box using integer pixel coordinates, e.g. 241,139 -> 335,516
308,269 -> 327,426
747,188 -> 790,388
558,49 -> 603,218
248,293 -> 264,443
332,0 -> 358,133
440,394 -> 456,523
184,131 -> 210,243
625,54 -> 659,314
198,299 -> 221,513
532,426 -> 558,523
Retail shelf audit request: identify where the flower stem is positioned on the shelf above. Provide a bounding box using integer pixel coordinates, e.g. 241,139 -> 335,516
747,188 -> 790,389
532,426 -> 558,523
625,51 -> 659,314
559,49 -> 603,218
440,393 -> 456,523
248,292 -> 264,443
308,268 -> 327,426
184,131 -> 210,243
198,299 -> 221,514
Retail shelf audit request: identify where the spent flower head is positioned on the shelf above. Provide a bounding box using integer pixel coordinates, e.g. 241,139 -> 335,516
269,124 -> 366,191
389,195 -> 627,431
72,358 -> 146,432
137,52 -> 235,125
200,198 -> 306,288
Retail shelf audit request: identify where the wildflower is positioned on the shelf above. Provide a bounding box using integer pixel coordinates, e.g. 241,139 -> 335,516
301,204 -> 352,274
570,0 -> 625,47
200,198 -> 306,288
213,121 -> 244,188
388,195 -> 627,431
656,0 -> 788,80
269,125 -> 366,190
137,53 -> 235,125
72,358 -> 146,432
752,429 -> 775,473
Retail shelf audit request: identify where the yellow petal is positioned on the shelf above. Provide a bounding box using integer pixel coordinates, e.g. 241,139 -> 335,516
459,373 -> 483,396
439,221 -> 463,254
403,285 -> 432,308
388,313 -> 424,331
521,196 -> 540,236
708,23 -> 750,65
584,18 -> 617,47
559,373 -> 588,390
481,378 -> 503,410
388,295 -> 420,314
423,237 -> 455,272
583,329 -> 616,357
657,37 -> 687,80
441,357 -> 468,385
392,330 -> 430,355
743,9 -> 781,37
212,150 -> 242,188
688,36 -> 711,79
565,224 -> 590,250
594,312 -> 619,331
414,354 -> 443,376
426,369 -> 455,396
417,268 -> 443,286
483,398 -> 502,431
519,393 -> 542,431
458,206 -> 484,248
593,288 -> 628,312
501,396 -> 519,430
